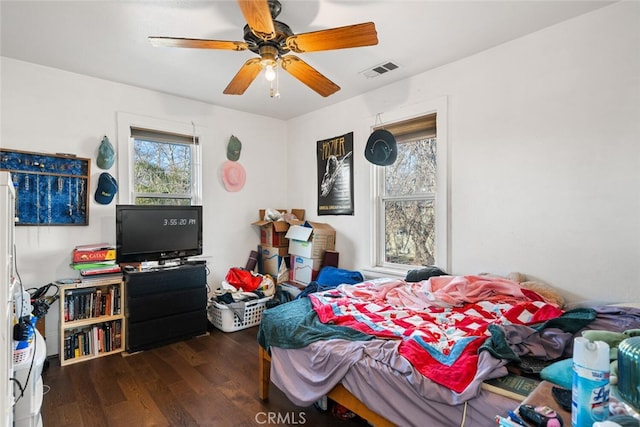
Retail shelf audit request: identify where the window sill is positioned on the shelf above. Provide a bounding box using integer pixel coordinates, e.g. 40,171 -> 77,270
360,266 -> 408,281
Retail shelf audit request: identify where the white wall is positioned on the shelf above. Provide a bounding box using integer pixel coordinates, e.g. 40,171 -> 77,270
0,58 -> 287,354
285,1 -> 640,304
1,1 -> 638,356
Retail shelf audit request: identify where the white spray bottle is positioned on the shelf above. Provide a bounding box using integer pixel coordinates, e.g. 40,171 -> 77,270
572,337 -> 610,427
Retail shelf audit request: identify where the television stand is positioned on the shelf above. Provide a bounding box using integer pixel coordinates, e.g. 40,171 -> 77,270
131,258 -> 207,271
180,259 -> 207,266
124,263 -> 207,352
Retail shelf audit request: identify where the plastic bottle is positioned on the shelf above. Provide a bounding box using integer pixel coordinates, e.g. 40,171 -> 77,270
572,337 -> 610,427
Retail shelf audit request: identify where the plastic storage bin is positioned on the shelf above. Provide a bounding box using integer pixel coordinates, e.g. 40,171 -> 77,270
208,296 -> 271,332
618,336 -> 640,409
14,330 -> 46,427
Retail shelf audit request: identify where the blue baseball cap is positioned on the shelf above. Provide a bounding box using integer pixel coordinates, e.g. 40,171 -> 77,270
94,172 -> 118,204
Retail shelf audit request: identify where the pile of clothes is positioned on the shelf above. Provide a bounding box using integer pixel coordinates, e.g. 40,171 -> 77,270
210,267 -> 275,322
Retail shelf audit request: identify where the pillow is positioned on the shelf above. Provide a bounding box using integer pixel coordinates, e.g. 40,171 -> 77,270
506,272 -> 526,282
540,358 -> 573,389
521,281 -> 565,308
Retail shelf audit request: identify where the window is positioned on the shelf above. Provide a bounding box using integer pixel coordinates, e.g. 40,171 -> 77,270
116,112 -> 203,206
130,128 -> 198,205
371,99 -> 448,274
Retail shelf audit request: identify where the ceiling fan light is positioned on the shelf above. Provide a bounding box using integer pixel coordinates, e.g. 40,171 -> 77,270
264,64 -> 276,82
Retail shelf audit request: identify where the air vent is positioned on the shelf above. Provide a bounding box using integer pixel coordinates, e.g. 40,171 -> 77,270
361,61 -> 400,78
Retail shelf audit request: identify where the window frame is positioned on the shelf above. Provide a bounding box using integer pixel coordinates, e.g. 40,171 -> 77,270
116,112 -> 203,206
368,97 -> 449,277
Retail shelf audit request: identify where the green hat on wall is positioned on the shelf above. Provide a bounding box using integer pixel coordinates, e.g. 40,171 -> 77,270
227,135 -> 242,161
97,135 -> 115,169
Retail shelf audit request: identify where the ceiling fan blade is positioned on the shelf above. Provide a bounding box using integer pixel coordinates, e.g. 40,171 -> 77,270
281,55 -> 340,97
149,37 -> 248,51
237,0 -> 275,41
285,22 -> 378,53
223,58 -> 263,95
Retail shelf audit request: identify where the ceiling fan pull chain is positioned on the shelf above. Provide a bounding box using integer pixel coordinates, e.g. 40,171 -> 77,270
274,60 -> 280,98
269,59 -> 280,98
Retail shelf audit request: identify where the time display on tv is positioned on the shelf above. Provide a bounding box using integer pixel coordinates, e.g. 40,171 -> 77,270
163,218 -> 197,226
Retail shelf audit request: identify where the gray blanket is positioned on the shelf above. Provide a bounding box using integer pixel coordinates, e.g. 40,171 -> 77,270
481,307 -> 598,362
270,339 -> 515,427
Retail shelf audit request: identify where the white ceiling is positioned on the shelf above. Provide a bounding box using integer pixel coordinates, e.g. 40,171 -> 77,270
1,0 -> 614,120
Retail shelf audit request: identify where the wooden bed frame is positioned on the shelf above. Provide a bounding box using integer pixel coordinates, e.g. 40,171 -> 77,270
258,346 -> 395,426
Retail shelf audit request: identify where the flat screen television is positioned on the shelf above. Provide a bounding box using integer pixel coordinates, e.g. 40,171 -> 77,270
115,204 -> 203,264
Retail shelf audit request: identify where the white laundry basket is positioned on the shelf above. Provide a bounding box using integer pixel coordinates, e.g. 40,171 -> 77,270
207,296 -> 272,332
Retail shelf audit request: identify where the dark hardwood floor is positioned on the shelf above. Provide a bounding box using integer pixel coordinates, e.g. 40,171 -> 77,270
41,325 -> 367,427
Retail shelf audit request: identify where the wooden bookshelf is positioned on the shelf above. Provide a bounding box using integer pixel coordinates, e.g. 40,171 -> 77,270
58,275 -> 125,366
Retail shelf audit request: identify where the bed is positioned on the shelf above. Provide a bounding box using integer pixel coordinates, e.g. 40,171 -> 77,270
257,274 -> 640,427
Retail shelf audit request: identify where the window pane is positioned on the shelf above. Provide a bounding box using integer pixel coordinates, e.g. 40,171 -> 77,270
385,138 -> 437,196
384,199 -> 435,266
134,139 -> 191,195
134,197 -> 191,206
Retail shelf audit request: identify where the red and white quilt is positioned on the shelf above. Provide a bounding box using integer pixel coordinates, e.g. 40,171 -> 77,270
310,275 -> 563,393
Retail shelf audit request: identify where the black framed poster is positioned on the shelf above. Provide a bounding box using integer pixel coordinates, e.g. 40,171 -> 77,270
317,132 -> 354,216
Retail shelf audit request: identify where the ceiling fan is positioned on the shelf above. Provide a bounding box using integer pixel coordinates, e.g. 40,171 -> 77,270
149,0 -> 378,97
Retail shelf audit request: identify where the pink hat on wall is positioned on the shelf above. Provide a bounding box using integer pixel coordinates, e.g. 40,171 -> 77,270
222,160 -> 246,192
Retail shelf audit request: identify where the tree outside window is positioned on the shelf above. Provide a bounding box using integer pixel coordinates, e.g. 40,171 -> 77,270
383,136 -> 437,266
130,127 -> 199,206
133,139 -> 192,205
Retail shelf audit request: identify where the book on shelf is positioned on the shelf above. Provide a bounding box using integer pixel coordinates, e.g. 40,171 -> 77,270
64,284 -> 121,321
64,287 -> 96,321
63,319 -> 122,361
70,260 -> 117,270
95,289 -> 102,317
482,373 -> 541,401
113,284 -> 121,314
79,264 -> 122,277
103,321 -> 112,353
113,320 -> 122,349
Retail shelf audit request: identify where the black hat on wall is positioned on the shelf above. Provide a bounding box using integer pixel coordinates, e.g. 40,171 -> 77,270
365,129 -> 397,166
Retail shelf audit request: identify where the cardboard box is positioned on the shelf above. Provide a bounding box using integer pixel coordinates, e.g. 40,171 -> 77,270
289,255 -> 322,285
286,221 -> 336,259
258,245 -> 288,277
252,209 -> 305,247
